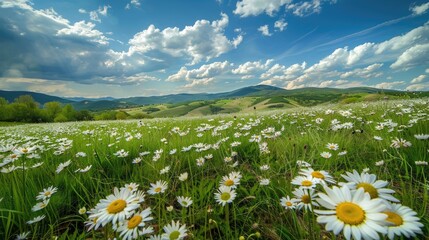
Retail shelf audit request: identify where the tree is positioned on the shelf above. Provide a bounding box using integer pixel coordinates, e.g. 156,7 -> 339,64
61,104 -> 76,121
14,95 -> 38,109
43,101 -> 62,121
115,111 -> 128,120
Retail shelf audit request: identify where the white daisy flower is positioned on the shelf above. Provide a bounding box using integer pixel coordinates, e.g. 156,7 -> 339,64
214,186 -> 237,206
117,208 -> 154,240
315,185 -> 388,240
292,188 -> 318,212
341,170 -> 399,203
147,180 -> 168,195
299,168 -> 336,185
89,187 -> 140,227
384,203 -> 424,240
178,172 -> 188,181
31,199 -> 50,212
291,175 -> 318,189
36,186 -> 58,200
27,215 -> 45,224
161,221 -> 187,240
280,196 -> 297,210
177,196 -> 193,208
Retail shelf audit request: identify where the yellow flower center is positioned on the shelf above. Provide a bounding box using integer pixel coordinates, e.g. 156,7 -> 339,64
336,202 -> 365,225
11,154 -> 17,159
107,199 -> 127,214
311,171 -> 325,179
44,191 -> 51,196
22,149 -> 28,153
221,192 -> 231,201
286,201 -> 293,206
356,183 -> 378,198
224,179 -> 234,186
301,194 -> 310,204
169,230 -> 180,240
154,187 -> 162,193
384,211 -> 403,226
127,215 -> 142,229
301,180 -> 313,187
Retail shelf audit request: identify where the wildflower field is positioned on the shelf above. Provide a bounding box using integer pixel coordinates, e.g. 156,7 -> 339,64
0,99 -> 428,240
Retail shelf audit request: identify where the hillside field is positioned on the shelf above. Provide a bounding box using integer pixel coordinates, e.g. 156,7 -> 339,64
0,99 -> 428,239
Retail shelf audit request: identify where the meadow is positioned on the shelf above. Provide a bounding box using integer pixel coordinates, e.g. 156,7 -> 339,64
0,99 -> 428,240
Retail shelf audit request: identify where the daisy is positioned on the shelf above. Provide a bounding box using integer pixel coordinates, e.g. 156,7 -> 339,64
177,196 -> 193,208
36,186 -> 58,200
89,187 -> 140,227
123,183 -> 139,193
320,152 -> 332,159
79,207 -> 87,215
56,160 -> 71,174
280,196 -> 298,210
299,168 -> 336,185
31,199 -> 50,212
214,186 -> 237,206
315,185 -> 388,240
160,166 -> 171,175
390,138 -> 412,148
259,178 -> 270,186
220,172 -> 241,189
291,175 -> 318,189
292,188 -> 318,211
383,203 -> 424,240
326,143 -> 339,151
117,208 -> 154,240
16,231 -> 30,240
178,172 -> 188,181
341,170 -> 399,202
27,215 -> 45,224
161,221 -> 187,240
414,134 -> 429,140
147,180 -> 168,195
196,157 -> 205,166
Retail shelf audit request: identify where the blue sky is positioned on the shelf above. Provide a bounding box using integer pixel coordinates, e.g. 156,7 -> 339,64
0,0 -> 428,98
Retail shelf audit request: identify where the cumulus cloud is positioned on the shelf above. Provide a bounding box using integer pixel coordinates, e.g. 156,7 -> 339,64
411,74 -> 427,84
340,63 -> 383,79
374,81 -> 404,89
410,2 -> 429,16
89,5 -> 110,23
234,0 -> 291,17
57,21 -> 110,45
167,61 -> 233,83
126,13 -> 242,65
390,43 -> 429,70
406,82 -> 429,91
258,25 -> 272,36
232,59 -> 273,75
274,18 -> 287,31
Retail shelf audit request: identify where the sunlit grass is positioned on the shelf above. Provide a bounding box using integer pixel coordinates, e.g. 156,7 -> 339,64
0,99 -> 428,239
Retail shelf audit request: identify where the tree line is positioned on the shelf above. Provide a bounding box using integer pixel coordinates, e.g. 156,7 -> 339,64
0,95 -> 149,123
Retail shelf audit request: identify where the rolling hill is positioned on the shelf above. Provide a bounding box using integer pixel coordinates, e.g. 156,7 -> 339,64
1,85 -> 427,113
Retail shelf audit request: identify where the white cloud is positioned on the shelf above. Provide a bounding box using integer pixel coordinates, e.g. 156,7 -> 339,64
318,79 -> 352,88
340,63 -> 383,79
57,21 -> 110,45
78,8 -> 87,14
127,0 -> 141,9
184,78 -> 214,88
127,13 -> 241,65
390,43 -> 429,70
406,82 -> 429,91
410,2 -> 429,16
274,18 -> 287,31
286,0 -> 337,17
258,25 -> 272,36
234,0 -> 291,17
167,61 -> 233,82
98,5 -> 110,16
232,59 -> 273,75
411,74 -> 427,84
89,11 -> 100,22
374,81 -> 404,89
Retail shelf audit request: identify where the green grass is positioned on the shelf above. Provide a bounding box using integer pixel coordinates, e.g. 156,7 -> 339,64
0,99 -> 428,239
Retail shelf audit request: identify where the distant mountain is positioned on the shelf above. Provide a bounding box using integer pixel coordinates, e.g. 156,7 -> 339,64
0,90 -> 72,105
119,85 -> 288,105
66,97 -> 117,102
1,85 -> 426,112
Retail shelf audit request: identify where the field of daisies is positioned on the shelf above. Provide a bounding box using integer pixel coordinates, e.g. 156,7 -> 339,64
0,99 -> 428,240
